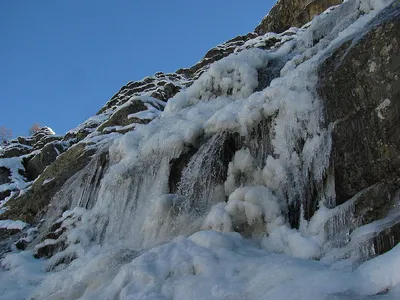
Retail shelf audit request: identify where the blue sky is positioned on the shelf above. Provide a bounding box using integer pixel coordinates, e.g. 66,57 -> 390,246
0,1 -> 274,138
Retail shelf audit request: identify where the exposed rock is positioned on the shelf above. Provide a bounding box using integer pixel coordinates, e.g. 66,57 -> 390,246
25,142 -> 66,181
353,182 -> 400,226
63,122 -> 100,142
14,238 -> 28,250
0,167 -> 11,185
317,3 -> 400,260
169,146 -> 198,193
318,3 -> 400,205
31,126 -> 56,140
150,82 -> 181,102
97,72 -> 187,115
0,190 -> 11,201
32,135 -> 63,150
0,143 -> 31,158
255,0 -> 342,34
17,136 -> 35,147
97,99 -> 149,132
1,143 -> 96,224
1,127 -> 60,159
34,239 -> 66,259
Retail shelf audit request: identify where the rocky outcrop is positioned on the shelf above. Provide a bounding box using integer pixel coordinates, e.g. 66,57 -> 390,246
0,143 -> 32,159
97,99 -> 151,133
1,143 -> 96,224
0,126 -> 67,212
0,126 -> 60,160
25,142 -> 66,181
255,0 -> 342,34
0,167 -> 10,186
97,72 -> 188,115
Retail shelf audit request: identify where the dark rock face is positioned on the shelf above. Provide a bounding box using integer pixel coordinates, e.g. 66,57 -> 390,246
373,220 -> 400,256
32,135 -> 62,151
0,126 -> 60,160
255,0 -> 342,34
34,240 -> 66,259
353,182 -> 400,226
169,147 -> 198,194
0,167 -> 11,185
318,4 -> 400,205
97,72 -> 187,115
2,144 -> 96,224
0,190 -> 11,202
97,99 -> 149,133
0,143 -> 31,159
25,142 -> 66,181
318,3 -> 400,257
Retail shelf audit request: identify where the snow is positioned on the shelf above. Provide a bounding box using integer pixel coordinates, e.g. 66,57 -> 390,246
42,126 -> 56,135
42,177 -> 55,185
355,243 -> 400,295
0,157 -> 29,193
165,48 -> 270,112
129,102 -> 162,120
0,219 -> 28,230
2,230 -> 399,299
262,225 -> 322,259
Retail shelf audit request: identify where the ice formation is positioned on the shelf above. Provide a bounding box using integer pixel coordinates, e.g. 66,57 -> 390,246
1,0 -> 398,299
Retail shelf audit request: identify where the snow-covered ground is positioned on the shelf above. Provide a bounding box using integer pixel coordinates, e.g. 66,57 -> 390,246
2,231 -> 400,299
0,0 -> 398,299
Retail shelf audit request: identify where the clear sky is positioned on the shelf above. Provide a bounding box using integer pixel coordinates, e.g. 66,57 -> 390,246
0,1 -> 274,138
